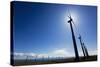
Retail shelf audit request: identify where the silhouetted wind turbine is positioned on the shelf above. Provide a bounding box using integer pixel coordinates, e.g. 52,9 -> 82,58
83,43 -> 89,57
67,9 -> 79,61
78,35 -> 86,57
78,35 -> 89,58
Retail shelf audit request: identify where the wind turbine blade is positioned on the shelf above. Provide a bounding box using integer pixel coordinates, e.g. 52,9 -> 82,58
72,20 -> 80,37
72,20 -> 76,28
67,7 -> 71,18
67,14 -> 70,19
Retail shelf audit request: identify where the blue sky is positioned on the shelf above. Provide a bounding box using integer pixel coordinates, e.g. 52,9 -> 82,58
13,1 -> 97,58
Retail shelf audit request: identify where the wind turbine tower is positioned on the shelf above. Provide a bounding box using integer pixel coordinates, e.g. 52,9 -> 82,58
67,14 -> 79,61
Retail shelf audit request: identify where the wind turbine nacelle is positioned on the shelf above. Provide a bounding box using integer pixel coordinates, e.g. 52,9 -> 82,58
68,18 -> 73,23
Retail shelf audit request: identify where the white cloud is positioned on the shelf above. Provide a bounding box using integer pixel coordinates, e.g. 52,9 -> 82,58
13,52 -> 49,59
25,53 -> 36,56
52,49 -> 69,57
14,52 -> 36,57
14,52 -> 24,56
53,49 -> 67,55
13,48 -> 74,59
38,54 -> 48,58
13,48 -> 97,60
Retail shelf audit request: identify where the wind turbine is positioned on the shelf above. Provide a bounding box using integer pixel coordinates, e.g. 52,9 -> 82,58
78,34 -> 89,58
67,9 -> 79,61
78,34 -> 86,57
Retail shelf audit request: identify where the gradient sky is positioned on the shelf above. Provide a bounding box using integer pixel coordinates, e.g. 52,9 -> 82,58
12,1 -> 97,57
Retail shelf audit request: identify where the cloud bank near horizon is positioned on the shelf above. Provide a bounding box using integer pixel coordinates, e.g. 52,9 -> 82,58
13,48 -> 97,59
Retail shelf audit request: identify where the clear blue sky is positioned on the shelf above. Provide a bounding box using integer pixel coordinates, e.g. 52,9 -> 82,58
13,1 -> 97,57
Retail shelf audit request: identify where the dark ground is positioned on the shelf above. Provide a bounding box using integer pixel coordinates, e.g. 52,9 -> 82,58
12,55 -> 97,66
